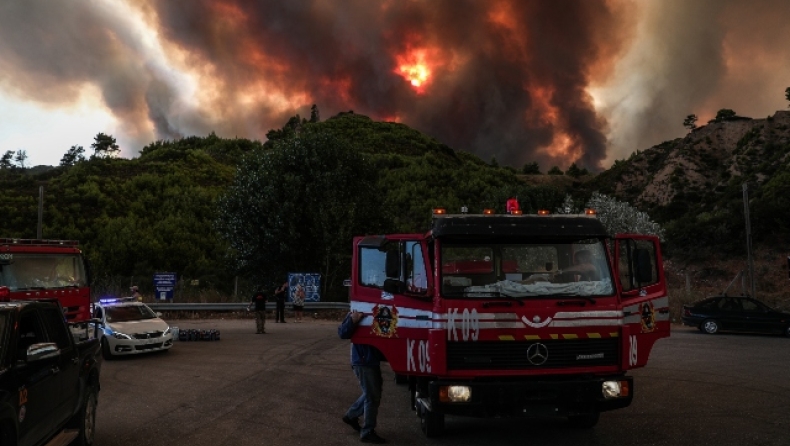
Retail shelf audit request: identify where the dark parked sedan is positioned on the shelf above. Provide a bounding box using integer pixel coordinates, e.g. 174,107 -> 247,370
682,295 -> 790,336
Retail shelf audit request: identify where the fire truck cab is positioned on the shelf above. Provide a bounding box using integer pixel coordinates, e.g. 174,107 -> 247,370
348,208 -> 669,436
0,238 -> 92,322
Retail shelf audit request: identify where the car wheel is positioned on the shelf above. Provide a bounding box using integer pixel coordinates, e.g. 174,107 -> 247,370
68,384 -> 98,446
702,319 -> 719,334
568,411 -> 600,429
784,325 -> 790,337
101,338 -> 113,360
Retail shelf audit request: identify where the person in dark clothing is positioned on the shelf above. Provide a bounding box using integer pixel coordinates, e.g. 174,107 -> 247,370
274,282 -> 288,323
249,290 -> 267,333
338,310 -> 387,444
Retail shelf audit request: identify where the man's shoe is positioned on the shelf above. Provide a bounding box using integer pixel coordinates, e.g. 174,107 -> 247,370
342,416 -> 361,432
360,431 -> 386,444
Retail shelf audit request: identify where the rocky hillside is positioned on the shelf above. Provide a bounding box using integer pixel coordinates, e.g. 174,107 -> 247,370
594,110 -> 790,208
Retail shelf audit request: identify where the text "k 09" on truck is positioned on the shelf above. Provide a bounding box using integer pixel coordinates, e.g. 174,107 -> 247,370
347,205 -> 670,436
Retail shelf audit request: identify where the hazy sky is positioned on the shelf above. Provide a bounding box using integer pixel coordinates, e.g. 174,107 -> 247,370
1,0 -> 789,170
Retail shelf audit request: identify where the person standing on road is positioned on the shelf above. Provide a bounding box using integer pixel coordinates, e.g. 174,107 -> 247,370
338,310 -> 387,444
292,283 -> 306,322
274,282 -> 288,323
249,289 -> 267,334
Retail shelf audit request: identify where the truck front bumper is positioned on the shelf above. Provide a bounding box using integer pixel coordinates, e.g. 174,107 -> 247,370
428,375 -> 633,418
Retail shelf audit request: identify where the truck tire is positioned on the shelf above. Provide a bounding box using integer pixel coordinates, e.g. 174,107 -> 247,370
101,338 -> 113,360
0,422 -> 16,446
69,385 -> 98,446
418,405 -> 444,437
568,411 -> 599,429
702,319 -> 720,334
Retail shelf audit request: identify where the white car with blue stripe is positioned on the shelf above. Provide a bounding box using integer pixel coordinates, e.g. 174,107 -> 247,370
93,297 -> 173,359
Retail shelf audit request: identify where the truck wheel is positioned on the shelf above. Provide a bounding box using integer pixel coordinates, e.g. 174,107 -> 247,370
69,385 -> 98,446
568,411 -> 599,429
101,338 -> 113,360
702,319 -> 720,334
0,423 -> 15,446
419,407 -> 444,437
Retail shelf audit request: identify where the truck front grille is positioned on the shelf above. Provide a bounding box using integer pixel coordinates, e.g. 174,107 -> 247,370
447,339 -> 618,370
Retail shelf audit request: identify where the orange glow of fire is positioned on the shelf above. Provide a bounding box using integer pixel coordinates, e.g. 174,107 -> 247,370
395,49 -> 433,91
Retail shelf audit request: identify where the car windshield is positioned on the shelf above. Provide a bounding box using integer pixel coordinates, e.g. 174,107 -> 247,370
105,305 -> 157,322
440,239 -> 614,298
0,253 -> 87,290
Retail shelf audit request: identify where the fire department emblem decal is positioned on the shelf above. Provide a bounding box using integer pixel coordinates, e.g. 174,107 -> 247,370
640,301 -> 656,333
371,305 -> 399,338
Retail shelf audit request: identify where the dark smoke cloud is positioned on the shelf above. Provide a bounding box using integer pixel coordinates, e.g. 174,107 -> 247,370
2,1 -> 788,170
599,0 -> 790,162
149,0 -> 624,170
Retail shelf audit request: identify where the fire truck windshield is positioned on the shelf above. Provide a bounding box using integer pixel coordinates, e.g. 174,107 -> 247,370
0,253 -> 87,291
440,239 -> 614,298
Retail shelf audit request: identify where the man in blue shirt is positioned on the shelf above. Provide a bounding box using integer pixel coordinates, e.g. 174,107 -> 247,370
338,310 -> 387,444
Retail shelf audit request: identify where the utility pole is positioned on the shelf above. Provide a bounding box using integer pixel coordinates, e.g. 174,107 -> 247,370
742,183 -> 756,298
37,186 -> 43,239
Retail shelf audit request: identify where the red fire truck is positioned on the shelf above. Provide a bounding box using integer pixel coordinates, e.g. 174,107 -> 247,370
348,207 -> 670,436
0,238 -> 92,322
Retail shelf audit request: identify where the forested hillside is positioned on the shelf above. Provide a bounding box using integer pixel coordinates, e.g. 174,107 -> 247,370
3,110 -> 789,304
0,113 -> 573,300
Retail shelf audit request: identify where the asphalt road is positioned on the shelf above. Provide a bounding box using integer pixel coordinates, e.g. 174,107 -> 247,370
95,318 -> 790,446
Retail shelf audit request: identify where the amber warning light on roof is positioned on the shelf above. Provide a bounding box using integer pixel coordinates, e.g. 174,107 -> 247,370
432,208 -> 447,215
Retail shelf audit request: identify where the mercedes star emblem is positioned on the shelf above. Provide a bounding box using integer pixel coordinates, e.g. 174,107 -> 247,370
526,342 -> 549,366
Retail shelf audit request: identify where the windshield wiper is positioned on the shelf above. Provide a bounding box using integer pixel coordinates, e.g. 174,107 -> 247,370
478,292 -> 524,306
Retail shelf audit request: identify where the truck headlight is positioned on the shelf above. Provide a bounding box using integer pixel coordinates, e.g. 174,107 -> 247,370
602,380 -> 630,399
439,385 -> 472,403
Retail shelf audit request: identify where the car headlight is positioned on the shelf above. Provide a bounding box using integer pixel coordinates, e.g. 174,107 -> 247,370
113,332 -> 133,340
163,327 -> 171,336
439,385 -> 472,403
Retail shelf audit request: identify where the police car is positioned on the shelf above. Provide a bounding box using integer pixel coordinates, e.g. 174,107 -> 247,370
92,297 -> 174,359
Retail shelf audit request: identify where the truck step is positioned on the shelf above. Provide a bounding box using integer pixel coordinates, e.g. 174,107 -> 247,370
44,429 -> 79,446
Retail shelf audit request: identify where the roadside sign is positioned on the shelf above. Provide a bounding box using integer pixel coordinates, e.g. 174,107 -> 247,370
154,272 -> 177,300
288,273 -> 321,302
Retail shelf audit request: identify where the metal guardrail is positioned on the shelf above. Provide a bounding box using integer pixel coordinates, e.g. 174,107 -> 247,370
147,302 -> 350,312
